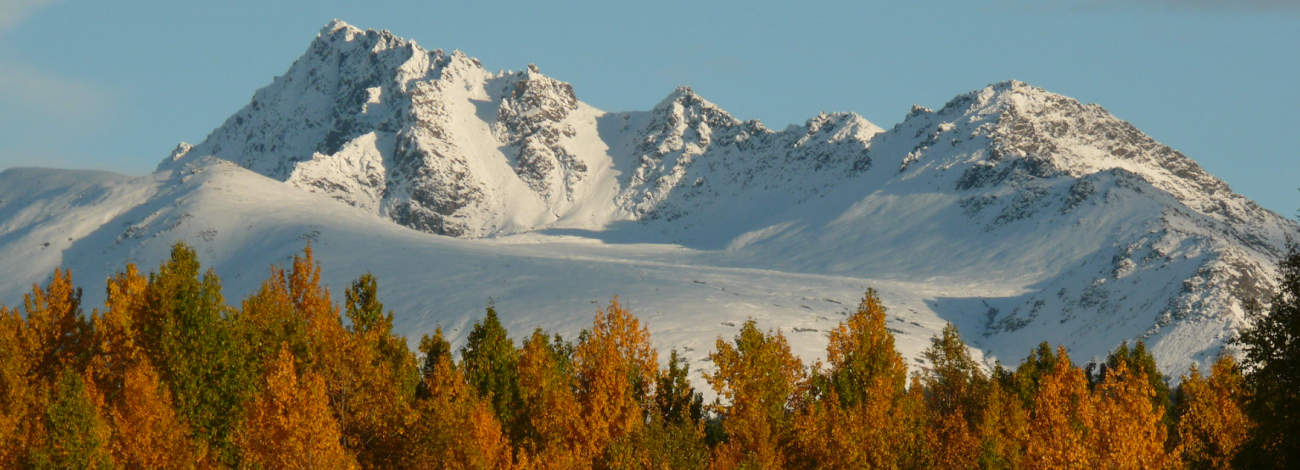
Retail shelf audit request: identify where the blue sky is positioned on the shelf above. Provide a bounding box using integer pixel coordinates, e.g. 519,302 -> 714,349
0,0 -> 1296,217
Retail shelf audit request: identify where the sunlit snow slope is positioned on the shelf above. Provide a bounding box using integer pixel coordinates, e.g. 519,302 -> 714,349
2,20 -> 1295,383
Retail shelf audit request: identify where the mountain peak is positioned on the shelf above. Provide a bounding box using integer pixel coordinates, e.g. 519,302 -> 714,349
651,86 -> 738,126
658,85 -> 699,106
320,18 -> 360,37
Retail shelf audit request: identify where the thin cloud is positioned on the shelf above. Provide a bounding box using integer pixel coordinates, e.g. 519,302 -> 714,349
0,0 -> 109,123
0,60 -> 107,119
0,0 -> 61,31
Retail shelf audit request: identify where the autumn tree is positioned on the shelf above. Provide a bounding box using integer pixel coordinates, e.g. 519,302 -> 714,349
1023,346 -> 1095,469
793,289 -> 922,469
1175,354 -> 1252,470
572,297 -> 658,465
236,344 -> 358,470
0,270 -> 98,468
708,319 -> 806,469
976,367 -> 1030,470
408,332 -> 514,470
19,269 -> 90,383
0,306 -> 32,468
107,359 -> 207,469
1235,239 -> 1300,468
515,328 -> 586,468
88,264 -> 150,401
1092,361 -> 1172,469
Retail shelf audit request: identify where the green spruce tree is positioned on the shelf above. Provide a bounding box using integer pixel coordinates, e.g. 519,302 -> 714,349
1235,239 -> 1300,468
459,305 -> 521,436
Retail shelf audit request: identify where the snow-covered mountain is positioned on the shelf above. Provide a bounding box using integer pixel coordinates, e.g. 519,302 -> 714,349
6,20 -> 1296,383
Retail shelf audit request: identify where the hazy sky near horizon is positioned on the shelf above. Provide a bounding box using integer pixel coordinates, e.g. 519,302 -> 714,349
0,0 -> 1296,217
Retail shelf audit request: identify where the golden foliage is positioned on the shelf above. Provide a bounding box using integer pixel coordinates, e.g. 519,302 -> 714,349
108,359 -> 208,469
1176,355 -> 1252,470
707,320 -> 806,469
517,329 -> 586,466
1092,362 -> 1172,469
20,268 -> 89,382
90,263 -> 150,394
0,306 -> 34,468
793,291 -> 921,469
1025,346 -> 1095,469
236,344 -> 359,470
572,297 -> 658,463
408,351 -> 514,469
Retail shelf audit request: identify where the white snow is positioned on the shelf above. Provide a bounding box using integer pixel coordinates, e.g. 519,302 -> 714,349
0,22 -> 1294,391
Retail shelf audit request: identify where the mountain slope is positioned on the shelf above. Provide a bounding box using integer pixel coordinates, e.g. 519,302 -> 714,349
1,20 -> 1292,381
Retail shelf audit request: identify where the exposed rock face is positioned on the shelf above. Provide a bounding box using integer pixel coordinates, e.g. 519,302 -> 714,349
165,20 -> 884,238
828,80 -> 1296,368
156,20 -> 1299,376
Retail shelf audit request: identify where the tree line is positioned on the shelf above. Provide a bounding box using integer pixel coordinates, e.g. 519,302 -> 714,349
0,241 -> 1296,469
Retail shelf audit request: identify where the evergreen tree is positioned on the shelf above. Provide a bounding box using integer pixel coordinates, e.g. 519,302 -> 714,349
140,243 -> 251,465
1089,340 -> 1170,423
1001,342 -> 1061,409
634,350 -> 708,470
27,369 -> 115,470
1235,239 -> 1300,468
460,305 -> 522,438
656,349 -> 704,426
418,327 -> 453,385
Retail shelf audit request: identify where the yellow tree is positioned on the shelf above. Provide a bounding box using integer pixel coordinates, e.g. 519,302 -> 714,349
408,335 -> 514,470
572,297 -> 658,464
1024,346 -> 1095,469
920,323 -> 987,469
338,273 -> 418,469
515,329 -> 586,467
236,344 -> 358,470
793,289 -> 920,469
978,368 -> 1030,469
89,263 -> 150,395
20,269 -> 90,382
1092,362 -> 1172,469
1175,355 -> 1252,470
0,306 -> 35,468
108,359 -> 208,469
707,319 -> 806,469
